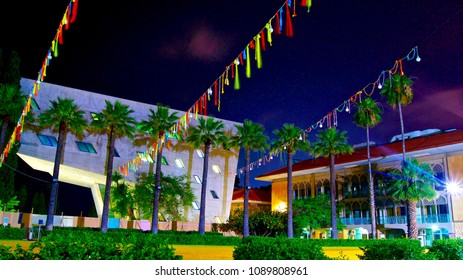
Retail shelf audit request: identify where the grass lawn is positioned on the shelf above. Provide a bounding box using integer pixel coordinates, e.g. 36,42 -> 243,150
0,240 -> 362,260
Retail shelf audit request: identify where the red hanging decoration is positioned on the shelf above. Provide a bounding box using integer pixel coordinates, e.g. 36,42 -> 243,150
285,3 -> 294,37
260,30 -> 266,51
214,80 -> 218,105
203,93 -> 207,116
231,62 -> 235,78
70,0 -> 79,23
58,24 -> 64,44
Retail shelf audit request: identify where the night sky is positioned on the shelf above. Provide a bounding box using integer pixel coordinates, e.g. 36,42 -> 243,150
2,0 -> 463,187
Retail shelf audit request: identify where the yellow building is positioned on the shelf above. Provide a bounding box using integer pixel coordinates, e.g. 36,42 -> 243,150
256,128 -> 463,245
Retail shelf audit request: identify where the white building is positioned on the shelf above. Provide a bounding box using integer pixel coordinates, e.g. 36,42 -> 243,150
18,78 -> 241,227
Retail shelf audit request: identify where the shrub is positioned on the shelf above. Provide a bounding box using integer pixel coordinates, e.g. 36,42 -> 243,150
233,236 -> 329,260
0,244 -> 37,260
0,226 -> 26,240
26,229 -> 182,260
358,238 -> 435,260
428,238 -> 463,260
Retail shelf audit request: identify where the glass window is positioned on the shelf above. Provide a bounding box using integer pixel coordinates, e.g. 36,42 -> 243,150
210,190 -> 219,199
31,98 -> 40,110
90,112 -> 99,120
174,158 -> 185,168
194,175 -> 202,184
196,149 -> 204,158
37,134 -> 57,147
75,141 -> 97,154
212,165 -> 222,174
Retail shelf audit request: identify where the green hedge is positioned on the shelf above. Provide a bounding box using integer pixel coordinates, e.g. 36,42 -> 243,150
0,226 -> 26,240
233,236 -> 330,260
358,238 -> 435,260
0,229 -> 182,260
427,238 -> 463,260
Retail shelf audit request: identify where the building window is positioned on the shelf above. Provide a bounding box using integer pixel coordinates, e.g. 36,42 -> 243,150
192,201 -> 200,210
432,164 -> 445,191
194,175 -> 202,184
196,149 -> 204,158
212,165 -> 222,174
31,98 -> 40,110
210,190 -> 219,199
76,141 -> 97,154
90,112 -> 99,120
137,151 -> 153,163
37,134 -> 57,147
174,158 -> 185,168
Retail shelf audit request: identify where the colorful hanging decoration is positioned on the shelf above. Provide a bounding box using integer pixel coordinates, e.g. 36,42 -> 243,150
235,46 -> 421,177
1,0 -> 79,165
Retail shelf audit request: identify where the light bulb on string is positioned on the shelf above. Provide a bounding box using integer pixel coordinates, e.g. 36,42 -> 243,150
299,135 -> 302,140
319,123 -> 323,128
416,55 -> 421,62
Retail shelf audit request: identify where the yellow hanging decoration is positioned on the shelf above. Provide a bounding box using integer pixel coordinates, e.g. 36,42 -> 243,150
255,34 -> 262,69
225,66 -> 230,86
234,60 -> 240,90
52,40 -> 59,57
266,22 -> 273,46
245,45 -> 251,78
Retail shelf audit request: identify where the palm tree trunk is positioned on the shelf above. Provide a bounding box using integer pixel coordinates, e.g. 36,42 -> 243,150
287,149 -> 293,238
407,200 -> 418,239
0,115 -> 10,152
366,126 -> 377,239
100,129 -> 116,233
398,101 -> 406,162
330,153 -> 337,239
243,148 -> 251,237
45,122 -> 66,231
151,145 -> 163,234
199,142 -> 210,234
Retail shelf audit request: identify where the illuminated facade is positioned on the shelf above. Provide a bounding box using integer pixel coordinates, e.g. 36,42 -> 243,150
18,78 -> 240,228
256,129 -> 463,244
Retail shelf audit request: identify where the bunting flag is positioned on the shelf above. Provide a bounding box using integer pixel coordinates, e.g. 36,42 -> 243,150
235,46 -> 421,176
117,0 -> 311,176
1,0 -> 79,165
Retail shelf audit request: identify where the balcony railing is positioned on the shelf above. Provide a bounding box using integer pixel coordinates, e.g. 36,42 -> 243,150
341,214 -> 450,225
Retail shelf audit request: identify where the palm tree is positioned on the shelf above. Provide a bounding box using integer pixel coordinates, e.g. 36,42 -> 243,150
271,123 -> 310,238
311,127 -> 353,239
37,98 -> 87,230
384,158 -> 439,239
229,119 -> 269,237
353,97 -> 383,239
187,116 -> 227,234
380,73 -> 414,162
0,84 -> 26,151
90,100 -> 137,233
137,105 -> 179,234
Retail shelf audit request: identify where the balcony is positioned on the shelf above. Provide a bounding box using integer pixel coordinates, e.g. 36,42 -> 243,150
341,214 -> 451,225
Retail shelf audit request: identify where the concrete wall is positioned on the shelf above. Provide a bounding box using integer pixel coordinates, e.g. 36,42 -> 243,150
18,78 -> 241,225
